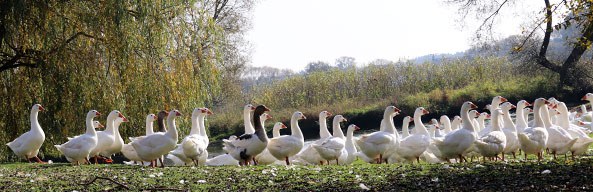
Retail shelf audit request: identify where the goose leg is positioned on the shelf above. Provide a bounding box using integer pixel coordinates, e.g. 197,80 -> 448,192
379,154 -> 383,164
336,159 -> 339,165
416,157 -> 420,164
33,156 -> 45,163
502,153 -> 505,161
512,152 -> 516,159
285,157 -> 290,165
158,158 -> 165,168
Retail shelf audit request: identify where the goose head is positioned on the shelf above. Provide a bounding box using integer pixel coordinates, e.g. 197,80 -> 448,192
274,122 -> 287,129
32,104 -> 45,112
115,116 -> 128,127
199,107 -> 214,116
501,102 -> 516,111
469,110 -> 480,118
494,96 -> 508,103
414,107 -> 429,116
107,110 -> 126,121
404,116 -> 413,124
463,101 -> 478,111
319,111 -> 332,119
245,104 -> 256,113
479,112 -> 490,119
168,110 -> 183,119
254,105 -> 271,117
524,108 -> 533,114
453,115 -> 462,123
582,93 -> 593,102
93,121 -> 104,129
517,100 -> 531,109
87,110 -> 101,119
384,106 -> 401,118
261,113 -> 273,121
292,111 -> 306,120
146,114 -> 157,123
334,115 -> 347,123
430,118 -> 438,125
347,124 -> 360,132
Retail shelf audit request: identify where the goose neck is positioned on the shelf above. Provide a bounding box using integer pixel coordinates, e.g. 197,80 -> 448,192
332,119 -> 345,139
85,115 -> 97,135
30,109 -> 42,133
145,120 -> 154,136
190,114 -> 200,135
198,114 -> 207,137
413,113 -> 429,136
290,116 -> 304,140
166,115 -> 179,141
533,102 -> 545,128
502,109 -> 516,130
319,117 -> 331,138
244,110 -> 255,134
253,112 -> 268,141
461,107 -> 475,132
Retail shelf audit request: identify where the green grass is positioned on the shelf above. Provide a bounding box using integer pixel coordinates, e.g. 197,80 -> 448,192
1,156 -> 593,191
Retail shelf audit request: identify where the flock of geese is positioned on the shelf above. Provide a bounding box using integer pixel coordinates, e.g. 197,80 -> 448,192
6,93 -> 593,167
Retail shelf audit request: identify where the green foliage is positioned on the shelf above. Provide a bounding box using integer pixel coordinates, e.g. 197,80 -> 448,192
0,1 -> 251,162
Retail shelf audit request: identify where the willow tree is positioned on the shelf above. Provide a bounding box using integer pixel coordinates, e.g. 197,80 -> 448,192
0,0 -> 253,161
448,0 -> 593,94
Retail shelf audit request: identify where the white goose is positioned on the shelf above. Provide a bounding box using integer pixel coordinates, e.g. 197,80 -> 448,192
167,109 -> 212,166
401,116 -> 413,138
356,106 -> 400,164
515,100 -> 531,133
518,98 -> 549,161
132,110 -> 182,167
557,102 -> 593,158
88,110 -> 125,163
396,107 -> 431,163
440,115 -> 452,134
450,116 -> 462,131
474,109 -> 506,160
479,96 -> 508,136
6,104 -> 46,163
100,116 -> 129,162
223,105 -> 270,166
268,111 -> 306,165
295,111 -> 333,165
255,121 -> 287,165
122,114 -> 157,164
93,121 -> 105,129
181,108 -> 214,165
541,100 -> 577,160
54,110 -> 101,165
434,101 -> 478,162
579,93 -> 593,122
476,112 -> 489,133
500,102 -> 519,160
313,115 -> 348,165
340,124 -> 360,165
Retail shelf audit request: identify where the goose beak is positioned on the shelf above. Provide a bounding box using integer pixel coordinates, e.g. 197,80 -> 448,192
267,114 -> 273,119
326,112 -> 333,116
38,105 -> 45,111
487,114 -> 491,118
118,112 -> 125,118
98,123 -> 105,128
511,105 -> 517,109
176,111 -> 183,116
301,115 -> 307,119
342,118 -> 348,122
96,112 -> 102,116
394,107 -> 401,113
582,95 -> 588,101
410,117 -> 414,121
470,103 -> 478,109
501,97 -> 508,102
207,109 -> 214,115
525,102 -> 532,106
354,125 -> 360,131
251,106 -> 256,110
281,123 -> 287,129
264,106 -> 271,112
153,115 -> 157,120
422,109 -> 429,115
123,117 -> 129,122
544,100 -> 550,105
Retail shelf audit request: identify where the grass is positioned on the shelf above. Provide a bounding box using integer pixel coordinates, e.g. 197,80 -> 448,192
1,155 -> 593,191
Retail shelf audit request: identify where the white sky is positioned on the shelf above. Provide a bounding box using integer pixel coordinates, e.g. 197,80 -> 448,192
245,0 -> 546,72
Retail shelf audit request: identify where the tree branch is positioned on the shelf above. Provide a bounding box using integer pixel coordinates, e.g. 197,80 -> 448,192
476,0 -> 509,32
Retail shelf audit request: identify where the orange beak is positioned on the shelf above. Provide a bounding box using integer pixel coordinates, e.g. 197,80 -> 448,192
96,111 -> 102,116
410,117 -> 414,121
118,112 -> 125,118
38,105 -> 45,111
123,117 -> 129,122
301,115 -> 307,119
250,106 -> 256,110
525,102 -> 532,106
500,97 -> 508,102
470,103 -> 478,109
264,106 -> 271,112
582,95 -> 588,101
394,107 -> 401,113
281,123 -> 287,129
153,115 -> 157,120
354,125 -> 360,131
326,112 -> 333,116
98,123 -> 105,128
422,109 -> 429,115
544,100 -> 550,105
176,111 -> 183,116
266,114 -> 273,119
511,105 -> 517,109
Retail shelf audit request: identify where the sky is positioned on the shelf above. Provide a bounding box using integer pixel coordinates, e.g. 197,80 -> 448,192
245,0 -> 545,72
